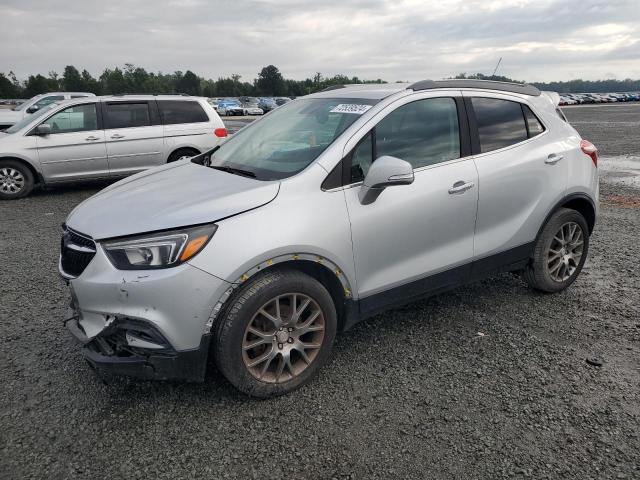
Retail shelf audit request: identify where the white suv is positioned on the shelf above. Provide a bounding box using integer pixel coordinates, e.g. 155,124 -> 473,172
60,80 -> 598,397
0,95 -> 227,198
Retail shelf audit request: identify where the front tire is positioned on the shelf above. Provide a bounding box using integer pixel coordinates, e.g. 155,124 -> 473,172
214,269 -> 337,398
523,208 -> 589,292
0,159 -> 34,199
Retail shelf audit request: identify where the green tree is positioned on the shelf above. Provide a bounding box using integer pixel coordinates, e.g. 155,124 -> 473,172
176,70 -> 200,95
62,65 -> 85,91
257,65 -> 285,96
0,73 -> 21,98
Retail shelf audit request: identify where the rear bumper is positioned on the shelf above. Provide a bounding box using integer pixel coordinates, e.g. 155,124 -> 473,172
66,315 -> 211,381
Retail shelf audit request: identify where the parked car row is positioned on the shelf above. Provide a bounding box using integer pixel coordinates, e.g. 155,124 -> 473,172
207,96 -> 291,116
559,92 -> 640,105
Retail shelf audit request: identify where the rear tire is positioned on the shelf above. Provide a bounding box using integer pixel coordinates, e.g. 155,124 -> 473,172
214,269 -> 337,398
167,148 -> 199,163
523,208 -> 589,293
0,159 -> 35,200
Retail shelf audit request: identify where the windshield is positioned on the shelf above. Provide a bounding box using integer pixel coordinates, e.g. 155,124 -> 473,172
206,97 -> 377,180
5,103 -> 58,133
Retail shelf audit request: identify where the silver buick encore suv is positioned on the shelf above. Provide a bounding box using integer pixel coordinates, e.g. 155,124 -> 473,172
60,80 -> 599,397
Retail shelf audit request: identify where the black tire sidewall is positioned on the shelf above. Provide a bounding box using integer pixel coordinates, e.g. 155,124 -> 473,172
167,148 -> 198,163
531,208 -> 590,292
0,160 -> 34,199
214,269 -> 337,398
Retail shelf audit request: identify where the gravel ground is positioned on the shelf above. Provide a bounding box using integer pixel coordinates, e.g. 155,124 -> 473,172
1,105 -> 639,480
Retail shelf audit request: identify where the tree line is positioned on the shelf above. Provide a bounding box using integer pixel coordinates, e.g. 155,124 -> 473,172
0,64 -> 385,99
1,65 -> 638,99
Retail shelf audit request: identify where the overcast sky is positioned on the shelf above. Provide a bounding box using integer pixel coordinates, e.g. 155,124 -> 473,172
2,0 -> 639,83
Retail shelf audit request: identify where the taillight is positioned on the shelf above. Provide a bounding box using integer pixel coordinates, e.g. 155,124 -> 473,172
214,128 -> 227,138
580,139 -> 598,167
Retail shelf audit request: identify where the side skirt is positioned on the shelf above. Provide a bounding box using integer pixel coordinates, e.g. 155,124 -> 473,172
343,242 -> 533,330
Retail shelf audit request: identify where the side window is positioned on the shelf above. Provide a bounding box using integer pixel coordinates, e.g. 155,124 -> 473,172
158,100 -> 209,125
105,102 -> 151,129
350,132 -> 374,183
376,98 -> 460,169
34,95 -> 64,109
349,98 -> 461,183
45,104 -> 98,134
471,98 -> 528,153
523,105 -> 545,137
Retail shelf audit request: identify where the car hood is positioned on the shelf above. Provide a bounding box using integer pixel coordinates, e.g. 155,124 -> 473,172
66,161 -> 280,240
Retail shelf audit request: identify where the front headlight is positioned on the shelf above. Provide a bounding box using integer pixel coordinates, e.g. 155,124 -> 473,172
102,224 -> 217,270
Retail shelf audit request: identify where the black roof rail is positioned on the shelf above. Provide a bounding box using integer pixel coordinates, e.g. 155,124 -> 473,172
320,85 -> 346,92
408,79 -> 541,96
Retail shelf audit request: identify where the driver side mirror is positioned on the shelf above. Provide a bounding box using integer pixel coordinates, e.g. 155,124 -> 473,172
26,105 -> 40,114
34,124 -> 51,136
358,155 -> 414,205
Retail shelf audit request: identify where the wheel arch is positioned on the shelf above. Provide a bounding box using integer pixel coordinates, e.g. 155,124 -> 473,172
535,193 -> 596,247
0,156 -> 43,185
166,146 -> 201,163
206,254 -> 354,334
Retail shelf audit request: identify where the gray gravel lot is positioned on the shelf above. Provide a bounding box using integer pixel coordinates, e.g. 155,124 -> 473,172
1,105 -> 639,480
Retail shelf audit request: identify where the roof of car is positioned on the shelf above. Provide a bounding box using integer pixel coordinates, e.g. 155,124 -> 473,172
308,79 -> 541,100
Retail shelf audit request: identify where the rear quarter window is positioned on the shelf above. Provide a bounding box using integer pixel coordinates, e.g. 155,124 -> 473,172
158,100 -> 209,125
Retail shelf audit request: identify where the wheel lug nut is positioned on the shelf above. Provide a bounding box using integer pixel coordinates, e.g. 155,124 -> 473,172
288,327 -> 293,332
278,343 -> 283,349
287,338 -> 293,343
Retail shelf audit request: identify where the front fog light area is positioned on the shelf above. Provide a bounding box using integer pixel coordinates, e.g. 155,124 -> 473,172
102,224 -> 217,270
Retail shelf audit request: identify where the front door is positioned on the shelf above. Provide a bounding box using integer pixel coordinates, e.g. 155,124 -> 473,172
103,101 -> 164,176
342,95 -> 478,314
36,102 -> 109,182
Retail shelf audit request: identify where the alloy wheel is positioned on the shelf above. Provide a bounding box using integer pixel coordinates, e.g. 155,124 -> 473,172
0,167 -> 25,194
242,293 -> 325,383
547,221 -> 584,282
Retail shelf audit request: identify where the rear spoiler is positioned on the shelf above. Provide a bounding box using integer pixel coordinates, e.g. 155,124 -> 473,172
541,91 -> 561,107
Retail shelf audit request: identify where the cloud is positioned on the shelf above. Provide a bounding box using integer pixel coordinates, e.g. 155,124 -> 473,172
1,0 -> 639,82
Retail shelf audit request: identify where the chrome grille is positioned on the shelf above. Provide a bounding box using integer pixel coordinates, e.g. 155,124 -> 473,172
60,226 -> 96,277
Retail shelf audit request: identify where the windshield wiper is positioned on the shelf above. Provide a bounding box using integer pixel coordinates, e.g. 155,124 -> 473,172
211,165 -> 257,179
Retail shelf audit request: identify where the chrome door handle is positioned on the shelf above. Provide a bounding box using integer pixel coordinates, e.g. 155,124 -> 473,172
110,134 -> 125,139
448,181 -> 475,194
85,136 -> 100,141
545,153 -> 564,164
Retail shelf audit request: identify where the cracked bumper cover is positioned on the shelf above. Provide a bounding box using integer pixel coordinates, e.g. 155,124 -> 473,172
61,245 -> 232,381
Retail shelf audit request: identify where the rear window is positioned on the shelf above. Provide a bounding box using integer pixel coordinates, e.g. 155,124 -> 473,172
105,102 -> 151,129
158,100 -> 209,125
472,98 -> 528,153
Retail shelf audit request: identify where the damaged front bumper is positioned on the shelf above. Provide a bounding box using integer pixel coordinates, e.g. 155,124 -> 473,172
60,242 -> 232,382
66,314 -> 211,381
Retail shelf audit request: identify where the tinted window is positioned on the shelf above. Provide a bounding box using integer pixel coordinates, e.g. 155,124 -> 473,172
350,97 -> 460,182
472,98 -> 528,153
158,100 -> 208,124
376,98 -> 460,169
523,105 -> 544,137
45,104 -> 98,134
105,102 -> 151,129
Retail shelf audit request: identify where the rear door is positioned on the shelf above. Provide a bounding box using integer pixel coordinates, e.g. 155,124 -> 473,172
465,92 -> 568,262
103,100 -> 164,176
35,102 -> 109,181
